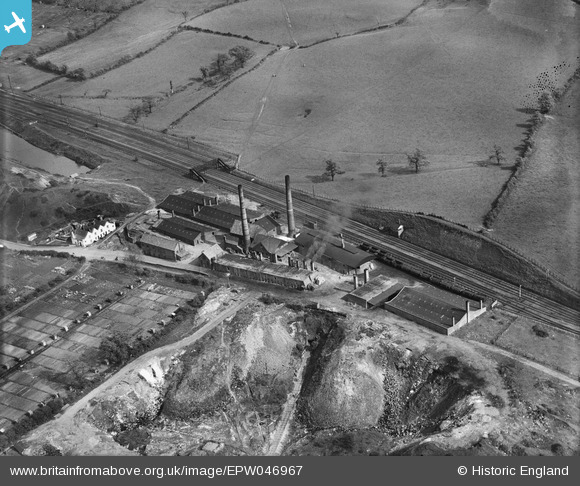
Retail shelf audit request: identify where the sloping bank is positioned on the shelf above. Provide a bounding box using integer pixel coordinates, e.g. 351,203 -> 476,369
1,120 -> 106,170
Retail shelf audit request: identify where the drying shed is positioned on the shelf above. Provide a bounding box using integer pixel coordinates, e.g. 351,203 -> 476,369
213,253 -> 315,289
383,286 -> 486,335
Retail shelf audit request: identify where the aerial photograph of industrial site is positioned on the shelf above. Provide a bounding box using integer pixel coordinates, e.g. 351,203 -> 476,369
0,0 -> 578,459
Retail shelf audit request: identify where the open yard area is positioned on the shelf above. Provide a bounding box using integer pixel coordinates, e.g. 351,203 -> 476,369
492,82 -> 580,286
165,0 -> 579,228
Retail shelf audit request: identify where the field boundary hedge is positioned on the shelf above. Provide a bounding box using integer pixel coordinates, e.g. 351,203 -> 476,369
483,66 -> 580,228
168,46 -> 279,128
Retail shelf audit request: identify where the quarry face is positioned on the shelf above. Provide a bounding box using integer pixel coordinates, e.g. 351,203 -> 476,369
20,288 -> 576,457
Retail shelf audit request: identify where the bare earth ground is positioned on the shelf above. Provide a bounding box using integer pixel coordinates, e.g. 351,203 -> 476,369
492,83 -> 580,285
164,0 -> 579,227
17,285 -> 580,456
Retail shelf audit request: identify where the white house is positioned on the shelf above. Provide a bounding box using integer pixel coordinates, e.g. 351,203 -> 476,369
71,229 -> 95,247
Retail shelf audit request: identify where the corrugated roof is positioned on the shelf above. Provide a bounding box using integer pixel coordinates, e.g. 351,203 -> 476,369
139,233 -> 179,252
295,229 -> 374,269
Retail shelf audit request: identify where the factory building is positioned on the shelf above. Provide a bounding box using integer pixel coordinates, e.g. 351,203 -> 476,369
294,229 -> 374,275
138,233 -> 184,261
213,253 -> 316,289
383,285 -> 486,335
154,217 -> 217,245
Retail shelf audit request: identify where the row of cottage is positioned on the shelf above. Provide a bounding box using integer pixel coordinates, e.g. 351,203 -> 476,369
70,220 -> 117,247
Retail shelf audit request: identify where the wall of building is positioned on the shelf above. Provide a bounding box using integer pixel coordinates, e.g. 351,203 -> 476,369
213,261 -> 308,289
141,243 -> 177,261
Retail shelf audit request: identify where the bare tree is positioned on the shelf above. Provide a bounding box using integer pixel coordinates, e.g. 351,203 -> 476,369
407,148 -> 430,173
489,144 -> 506,166
324,159 -> 345,181
181,11 -> 188,22
376,157 -> 388,177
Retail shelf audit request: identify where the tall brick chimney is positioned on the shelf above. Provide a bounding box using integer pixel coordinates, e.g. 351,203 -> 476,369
237,185 -> 251,254
285,175 -> 296,237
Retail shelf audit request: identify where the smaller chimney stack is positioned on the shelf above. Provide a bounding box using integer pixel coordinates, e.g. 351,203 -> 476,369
353,274 -> 359,289
310,260 -> 314,271
238,185 -> 251,254
340,233 -> 345,249
285,175 -> 296,237
465,301 -> 470,323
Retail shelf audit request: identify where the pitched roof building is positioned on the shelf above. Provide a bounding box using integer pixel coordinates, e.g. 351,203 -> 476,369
154,217 -> 204,246
139,233 -> 184,261
294,229 -> 374,274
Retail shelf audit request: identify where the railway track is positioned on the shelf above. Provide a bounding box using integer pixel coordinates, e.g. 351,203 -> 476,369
0,90 -> 235,170
2,90 -> 578,334
203,169 -> 580,335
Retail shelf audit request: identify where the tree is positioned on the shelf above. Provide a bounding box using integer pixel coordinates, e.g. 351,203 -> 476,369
489,144 -> 506,165
200,66 -> 209,79
181,10 -> 188,22
211,53 -> 231,76
376,157 -> 388,177
538,91 -> 555,114
228,45 -> 254,68
99,332 -> 132,366
324,159 -> 345,181
406,148 -> 429,173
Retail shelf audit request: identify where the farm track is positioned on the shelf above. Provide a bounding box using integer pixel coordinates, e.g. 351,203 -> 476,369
202,169 -> 580,336
2,91 -> 578,335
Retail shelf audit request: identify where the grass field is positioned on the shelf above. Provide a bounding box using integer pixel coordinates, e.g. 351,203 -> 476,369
168,0 -> 579,227
187,0 -> 424,46
455,309 -> 580,379
492,83 -> 580,286
33,0 -> 227,76
33,31 -> 274,122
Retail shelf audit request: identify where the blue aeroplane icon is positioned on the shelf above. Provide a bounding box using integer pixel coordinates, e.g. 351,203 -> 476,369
5,12 -> 26,34
1,1 -> 32,56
